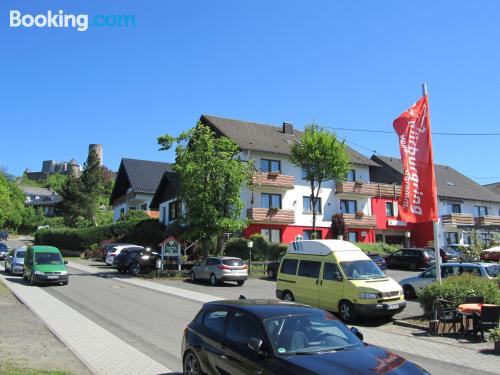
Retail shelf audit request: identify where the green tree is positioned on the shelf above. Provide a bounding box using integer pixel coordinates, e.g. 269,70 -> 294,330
44,173 -> 68,193
290,124 -> 350,237
158,122 -> 252,254
0,172 -> 25,230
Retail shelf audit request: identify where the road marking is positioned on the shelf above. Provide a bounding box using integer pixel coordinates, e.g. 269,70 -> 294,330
0,266 -> 174,375
68,261 -> 220,303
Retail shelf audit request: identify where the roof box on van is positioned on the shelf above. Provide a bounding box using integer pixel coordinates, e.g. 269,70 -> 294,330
287,240 -> 361,256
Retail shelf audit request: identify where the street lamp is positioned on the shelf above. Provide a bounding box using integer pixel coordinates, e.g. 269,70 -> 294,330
247,240 -> 253,276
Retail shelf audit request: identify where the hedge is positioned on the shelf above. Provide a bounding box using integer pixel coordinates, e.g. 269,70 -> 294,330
355,242 -> 399,256
224,234 -> 286,261
34,219 -> 166,252
419,274 -> 500,318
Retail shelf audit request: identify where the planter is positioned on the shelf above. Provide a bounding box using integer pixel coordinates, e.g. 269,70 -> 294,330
495,341 -> 500,355
428,320 -> 439,335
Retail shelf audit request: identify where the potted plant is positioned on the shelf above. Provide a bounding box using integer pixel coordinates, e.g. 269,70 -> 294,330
355,211 -> 365,218
488,327 -> 500,354
354,181 -> 364,187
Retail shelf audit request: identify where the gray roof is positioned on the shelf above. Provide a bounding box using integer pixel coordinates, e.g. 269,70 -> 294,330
110,158 -> 173,204
484,182 -> 500,197
19,185 -> 55,197
200,115 -> 378,167
371,155 -> 500,203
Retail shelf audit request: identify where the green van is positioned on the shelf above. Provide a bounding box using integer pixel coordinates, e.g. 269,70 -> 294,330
23,246 -> 69,286
276,240 -> 405,323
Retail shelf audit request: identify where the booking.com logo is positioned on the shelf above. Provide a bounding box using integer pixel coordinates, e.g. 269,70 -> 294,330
9,10 -> 135,31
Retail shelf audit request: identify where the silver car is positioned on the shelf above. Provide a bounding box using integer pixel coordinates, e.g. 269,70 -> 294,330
190,256 -> 248,286
399,262 -> 500,299
4,246 -> 27,275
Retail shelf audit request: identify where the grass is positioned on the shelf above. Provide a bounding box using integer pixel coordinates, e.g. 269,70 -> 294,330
0,280 -> 8,295
0,363 -> 73,375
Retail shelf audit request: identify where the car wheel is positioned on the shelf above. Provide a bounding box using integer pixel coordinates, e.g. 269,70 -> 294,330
183,350 -> 202,375
129,263 -> 141,275
282,290 -> 294,301
267,269 -> 275,279
63,281 -> 69,286
237,280 -> 245,286
22,270 -> 28,281
409,262 -> 418,271
209,273 -> 218,286
190,271 -> 196,282
339,300 -> 357,323
30,274 -> 36,286
4,262 -> 9,273
403,285 -> 416,300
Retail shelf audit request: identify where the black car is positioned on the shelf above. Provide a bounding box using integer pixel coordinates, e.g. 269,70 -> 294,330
182,299 -> 430,375
113,248 -> 158,275
367,253 -> 386,271
0,243 -> 9,260
385,248 -> 435,271
266,254 -> 284,279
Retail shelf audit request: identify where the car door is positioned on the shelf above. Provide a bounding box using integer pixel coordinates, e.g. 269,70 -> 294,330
413,266 -> 436,292
200,309 -> 230,375
198,259 -> 212,280
294,260 -> 321,306
217,311 -> 273,375
319,262 -> 344,313
5,249 -> 14,269
24,247 -> 33,276
386,250 -> 403,268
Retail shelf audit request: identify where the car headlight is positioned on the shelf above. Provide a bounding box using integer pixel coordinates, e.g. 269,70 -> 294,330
34,271 -> 45,275
359,292 -> 378,299
59,271 -> 68,275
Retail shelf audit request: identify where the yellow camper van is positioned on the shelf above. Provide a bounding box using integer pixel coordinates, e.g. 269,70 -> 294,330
276,240 -> 406,322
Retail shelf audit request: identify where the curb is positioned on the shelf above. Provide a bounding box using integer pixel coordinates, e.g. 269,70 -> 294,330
393,319 -> 428,331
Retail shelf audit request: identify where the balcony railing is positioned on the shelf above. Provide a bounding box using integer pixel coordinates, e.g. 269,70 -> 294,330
335,182 -> 377,196
474,215 -> 500,226
332,213 -> 377,228
374,183 -> 401,199
247,208 -> 295,223
441,213 -> 474,226
251,172 -> 295,189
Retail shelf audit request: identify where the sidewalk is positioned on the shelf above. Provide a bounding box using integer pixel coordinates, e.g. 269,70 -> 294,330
69,261 -> 500,374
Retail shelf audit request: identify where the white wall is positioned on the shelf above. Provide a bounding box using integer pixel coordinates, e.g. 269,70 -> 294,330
112,193 -> 154,222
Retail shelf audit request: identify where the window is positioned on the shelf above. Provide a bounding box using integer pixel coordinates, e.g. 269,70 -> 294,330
340,200 -> 357,214
347,232 -> 358,243
303,196 -> 322,214
422,267 -> 436,279
168,200 -> 181,222
385,202 -> 394,217
463,232 -> 472,245
301,169 -> 308,180
260,159 -> 281,173
161,206 -> 166,223
261,228 -> 281,243
323,263 -> 341,281
346,170 -> 356,182
141,203 -> 148,210
303,230 -> 322,240
297,260 -> 321,278
203,310 -> 228,334
280,259 -> 298,275
444,232 -> 459,245
474,206 -> 488,217
448,203 -> 461,214
226,312 -> 262,344
206,258 -> 220,266
261,193 -> 281,209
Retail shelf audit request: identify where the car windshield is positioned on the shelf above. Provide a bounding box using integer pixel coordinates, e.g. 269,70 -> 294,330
340,260 -> 385,280
263,313 -> 362,355
485,265 -> 500,277
15,251 -> 26,258
35,252 -> 63,265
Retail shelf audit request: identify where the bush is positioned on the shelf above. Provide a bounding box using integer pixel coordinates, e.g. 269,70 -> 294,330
419,274 -> 500,318
121,219 -> 166,250
355,242 -> 398,256
223,234 -> 287,260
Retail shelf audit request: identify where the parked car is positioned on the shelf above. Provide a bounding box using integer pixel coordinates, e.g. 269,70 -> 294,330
23,245 -> 69,285
190,257 -> 248,286
4,246 -> 27,275
276,240 -> 405,323
480,246 -> 500,262
266,254 -> 284,279
0,243 -> 9,260
367,253 -> 386,271
385,248 -> 435,271
95,242 -> 132,262
114,247 -> 159,274
105,245 -> 143,266
399,262 -> 500,299
181,299 -> 430,375
0,231 -> 8,241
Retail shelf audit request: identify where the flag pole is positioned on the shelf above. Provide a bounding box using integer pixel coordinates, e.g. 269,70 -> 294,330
422,83 -> 442,284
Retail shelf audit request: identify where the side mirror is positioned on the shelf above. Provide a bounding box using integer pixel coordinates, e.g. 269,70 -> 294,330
64,260 -> 68,264
248,338 -> 265,355
350,327 -> 363,341
335,273 -> 343,281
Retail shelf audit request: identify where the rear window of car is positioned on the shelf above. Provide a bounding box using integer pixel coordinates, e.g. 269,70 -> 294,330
223,259 -> 244,266
0,244 -> 7,250
485,265 -> 500,277
280,259 -> 298,275
16,251 -> 26,258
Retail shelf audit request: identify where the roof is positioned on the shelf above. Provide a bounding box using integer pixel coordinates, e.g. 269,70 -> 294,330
19,185 -> 55,196
287,240 -> 362,255
110,158 -> 173,204
371,155 -> 500,203
149,171 -> 181,209
484,182 -> 500,197
200,115 -> 378,167
205,299 -> 325,319
30,246 -> 61,253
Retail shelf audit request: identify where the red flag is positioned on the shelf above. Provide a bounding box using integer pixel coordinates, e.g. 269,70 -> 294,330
393,95 -> 438,223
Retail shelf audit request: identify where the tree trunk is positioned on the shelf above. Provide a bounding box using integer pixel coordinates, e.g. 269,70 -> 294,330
310,180 -> 316,237
217,234 -> 225,255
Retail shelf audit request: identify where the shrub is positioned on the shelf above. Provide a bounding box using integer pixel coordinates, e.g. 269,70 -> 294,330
419,274 -> 500,318
355,242 -> 398,256
121,219 -> 166,250
223,234 -> 287,260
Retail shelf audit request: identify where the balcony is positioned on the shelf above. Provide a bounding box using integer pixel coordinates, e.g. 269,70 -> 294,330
251,172 -> 295,189
374,183 -> 401,199
332,213 -> 377,228
474,215 -> 500,226
335,182 -> 377,196
441,213 -> 474,226
247,208 -> 295,223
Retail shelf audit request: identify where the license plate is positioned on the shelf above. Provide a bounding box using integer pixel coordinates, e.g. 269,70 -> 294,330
387,304 -> 400,310
47,276 -> 59,280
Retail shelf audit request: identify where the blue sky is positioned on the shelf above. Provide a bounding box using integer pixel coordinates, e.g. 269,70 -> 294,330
1,1 -> 499,184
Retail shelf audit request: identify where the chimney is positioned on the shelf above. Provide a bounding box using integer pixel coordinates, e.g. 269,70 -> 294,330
282,121 -> 293,135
